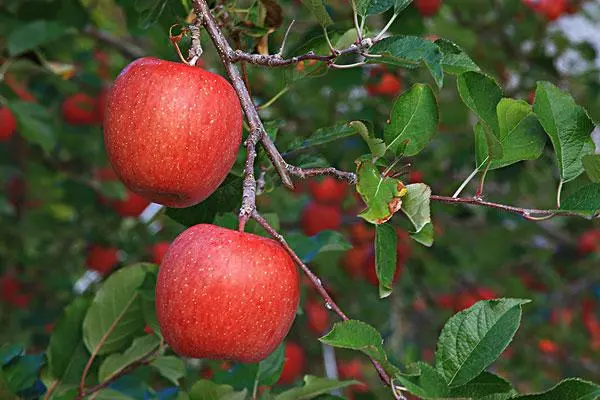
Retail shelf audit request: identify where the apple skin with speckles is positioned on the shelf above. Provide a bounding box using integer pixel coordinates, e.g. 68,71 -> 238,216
104,57 -> 243,208
155,224 -> 300,363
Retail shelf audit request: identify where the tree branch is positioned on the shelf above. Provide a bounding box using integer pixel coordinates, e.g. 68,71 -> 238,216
192,2 -> 293,193
286,165 -> 357,184
76,345 -> 161,399
251,211 -> 391,386
83,26 -> 145,59
430,195 -> 594,220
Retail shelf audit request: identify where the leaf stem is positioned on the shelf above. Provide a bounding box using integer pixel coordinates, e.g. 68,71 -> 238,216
258,86 -> 290,110
375,12 -> 399,41
476,161 -> 491,197
557,179 -> 564,208
452,167 -> 480,198
350,0 -> 363,42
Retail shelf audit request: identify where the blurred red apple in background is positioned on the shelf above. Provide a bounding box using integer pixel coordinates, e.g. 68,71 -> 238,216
86,245 -> 119,275
301,202 -> 342,236
278,341 -> 305,384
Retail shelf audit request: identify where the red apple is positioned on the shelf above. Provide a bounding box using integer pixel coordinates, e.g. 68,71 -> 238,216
86,245 -> 119,275
300,202 -> 342,236
542,0 -> 566,20
454,288 -> 497,312
578,230 -> 600,255
104,57 -> 242,208
278,342 -> 305,384
348,222 -> 375,246
0,107 -> 17,141
0,275 -> 21,303
156,224 -> 299,362
11,294 -> 31,309
408,170 -> 424,183
111,191 -> 150,217
538,339 -> 559,355
5,74 -> 36,102
151,242 -> 171,265
415,0 -> 442,17
306,299 -> 329,335
340,246 -> 370,278
338,360 -> 369,393
94,166 -> 150,216
435,293 -> 455,310
308,177 -> 347,205
365,251 -> 403,286
367,73 -> 402,97
62,93 -> 98,125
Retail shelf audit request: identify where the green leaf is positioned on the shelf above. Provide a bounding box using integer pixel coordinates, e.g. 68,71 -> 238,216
83,264 -> 155,356
166,175 -> 243,227
47,297 -> 91,385
98,335 -> 160,383
299,0 -> 333,27
457,72 -> 503,135
375,224 -> 398,298
369,36 -> 444,88
0,345 -> 23,366
560,183 -> 600,217
435,38 -> 480,75
7,20 -> 70,56
448,372 -> 513,398
287,230 -> 352,263
150,356 -> 186,386
286,123 -> 359,153
356,159 -> 408,224
351,121 -> 386,159
395,0 -> 413,13
533,81 -> 596,182
319,320 -> 401,377
401,183 -> 431,233
189,380 -> 247,400
356,0 -> 394,16
335,29 -> 359,50
275,376 -> 360,400
512,378 -> 600,399
583,155 -> 600,182
257,343 -> 285,386
1,354 -> 44,393
411,221 -> 434,247
97,180 -> 128,201
476,98 -> 546,170
395,362 -> 449,399
8,101 -> 56,152
384,84 -> 438,156
95,389 -> 137,400
140,272 -> 161,338
435,298 -> 530,387
474,121 -> 503,169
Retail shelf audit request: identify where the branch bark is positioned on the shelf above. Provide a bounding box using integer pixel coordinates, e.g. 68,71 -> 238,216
430,195 -> 593,220
192,2 -> 293,194
83,26 -> 145,59
251,211 -> 391,386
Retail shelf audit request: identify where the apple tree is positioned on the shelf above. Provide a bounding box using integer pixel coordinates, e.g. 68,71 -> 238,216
1,0 -> 600,399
